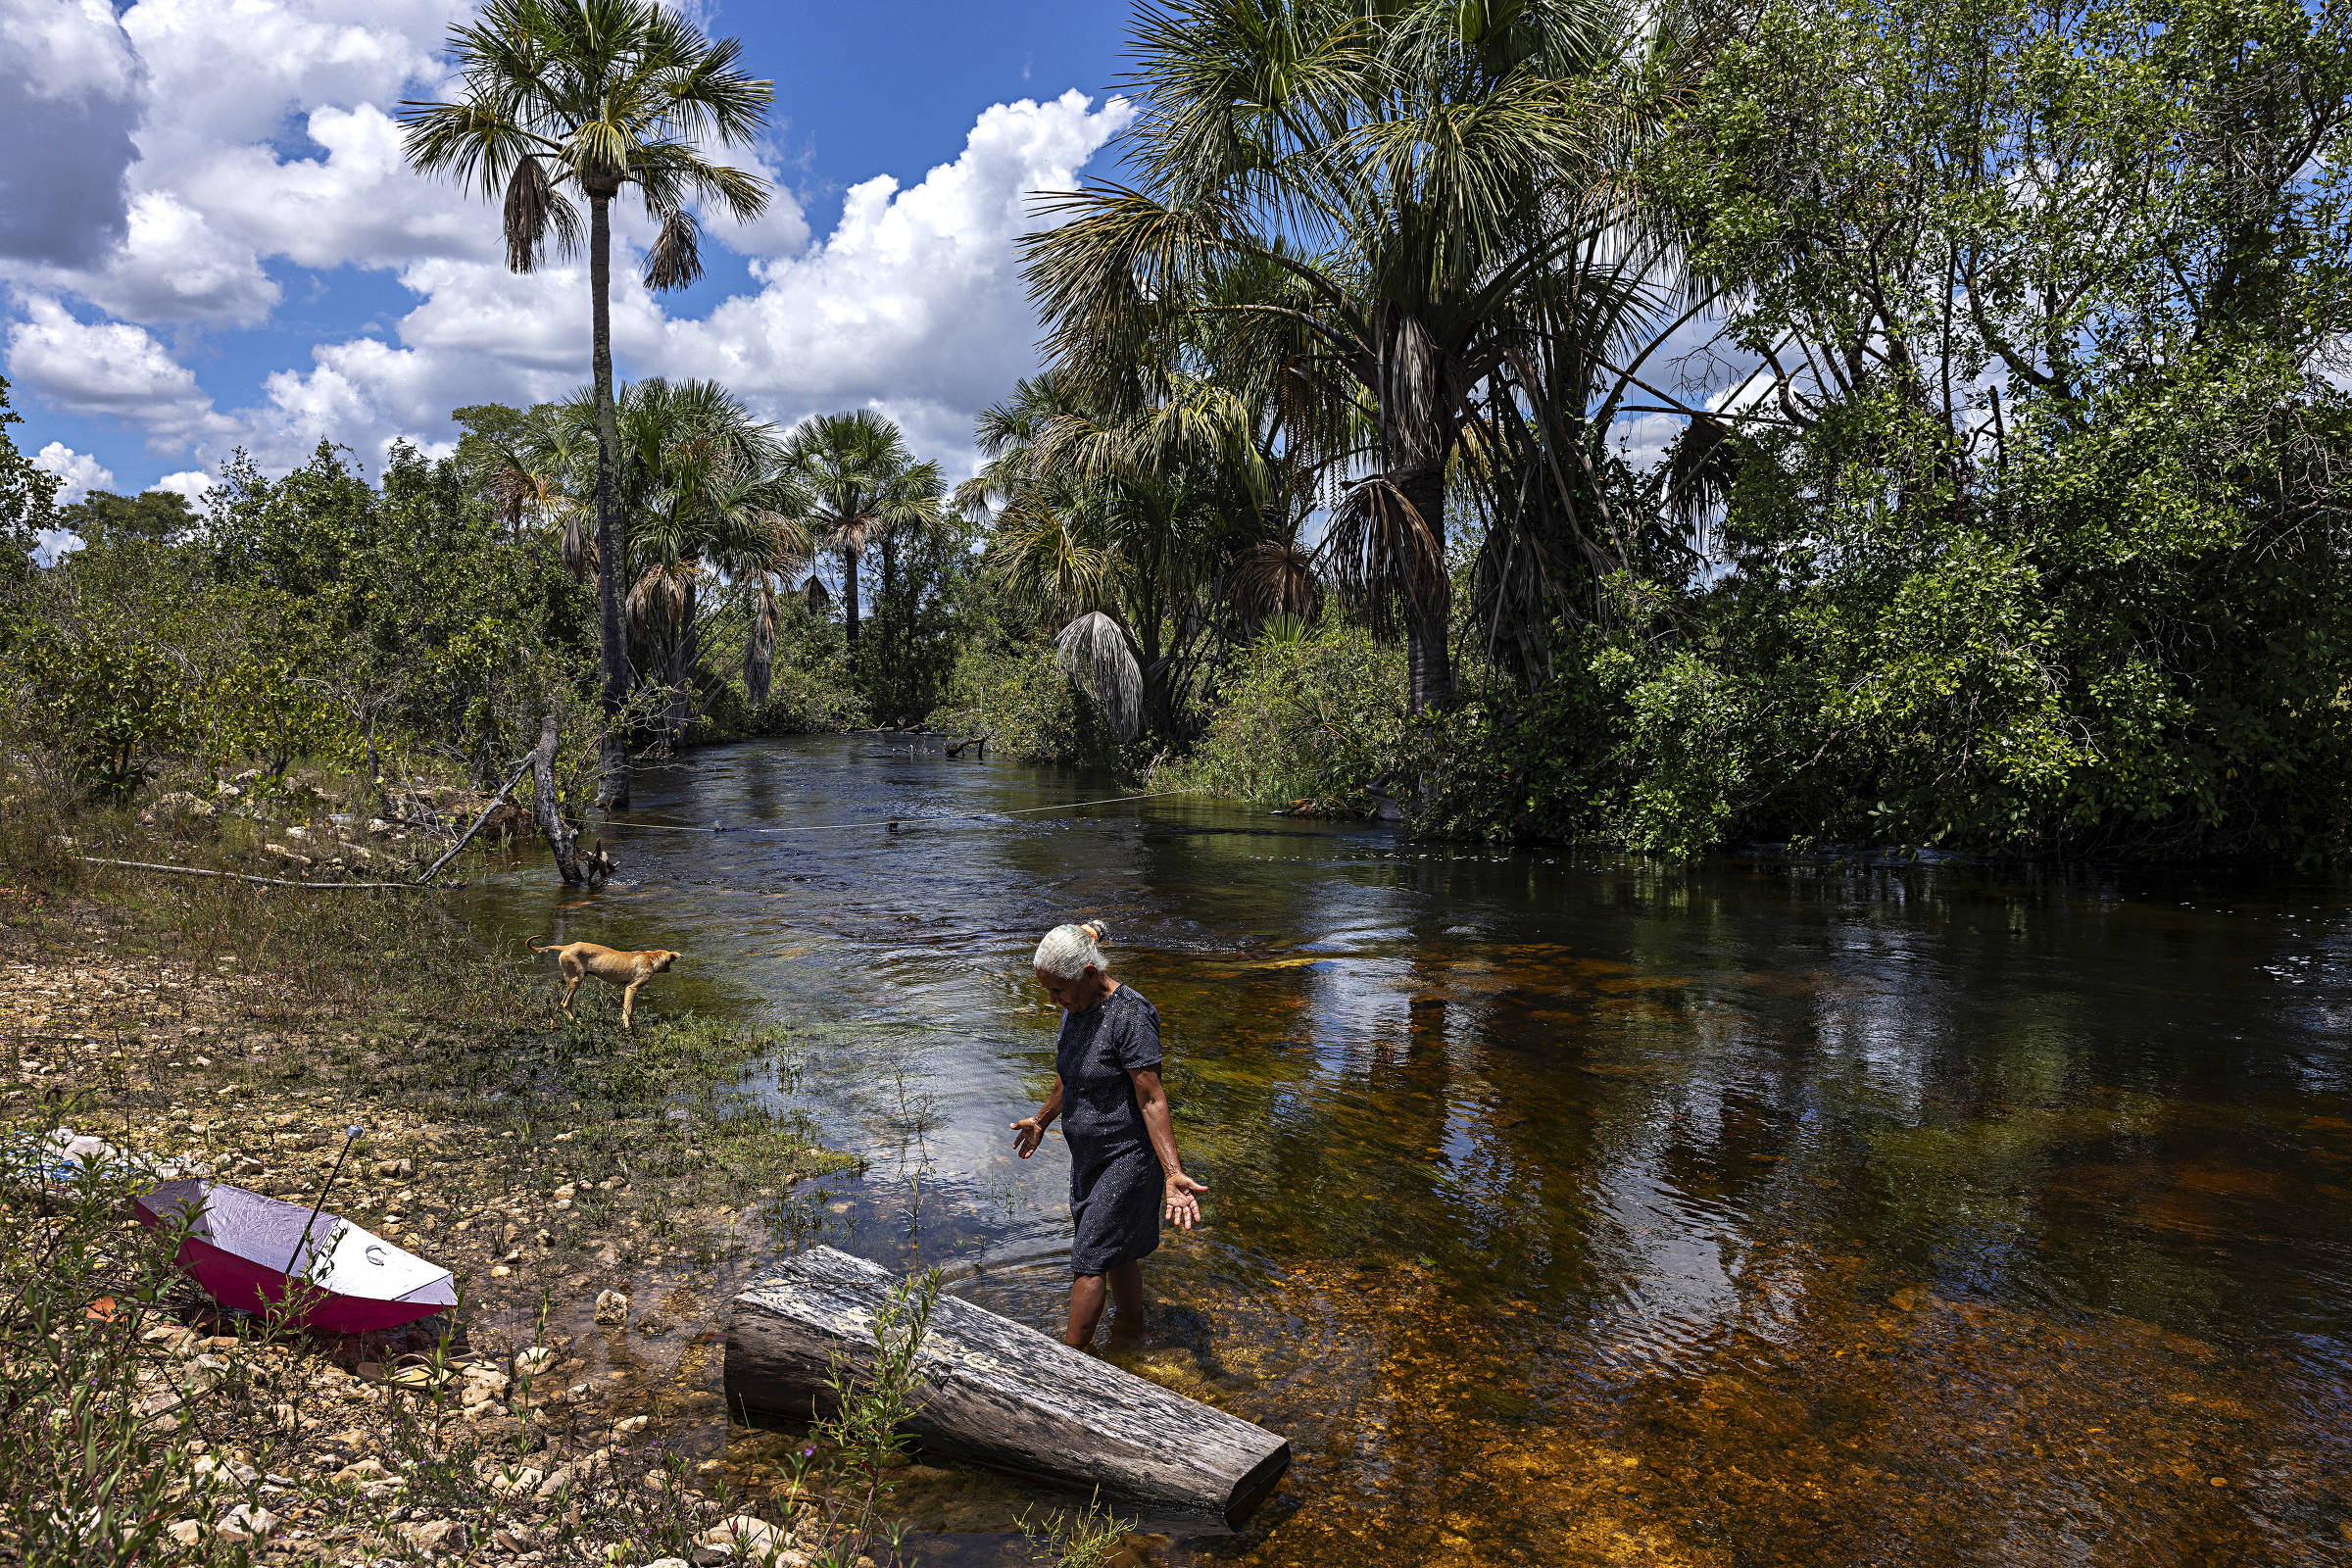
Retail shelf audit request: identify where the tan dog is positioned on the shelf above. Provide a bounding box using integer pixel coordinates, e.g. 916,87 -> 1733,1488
526,937 -> 680,1029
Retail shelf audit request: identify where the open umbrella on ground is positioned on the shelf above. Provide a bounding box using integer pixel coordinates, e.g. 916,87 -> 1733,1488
134,1180 -> 456,1334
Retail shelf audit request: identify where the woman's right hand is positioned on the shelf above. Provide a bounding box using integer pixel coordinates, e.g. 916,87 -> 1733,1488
1010,1115 -> 1047,1158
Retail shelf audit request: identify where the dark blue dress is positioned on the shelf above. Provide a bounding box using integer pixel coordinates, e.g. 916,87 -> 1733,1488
1055,984 -> 1164,1276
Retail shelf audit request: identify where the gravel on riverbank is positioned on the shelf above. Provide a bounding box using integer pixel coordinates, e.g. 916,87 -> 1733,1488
0,843 -> 887,1568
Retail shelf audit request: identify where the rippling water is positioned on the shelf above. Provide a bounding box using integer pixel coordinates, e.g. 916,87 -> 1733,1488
455,735 -> 2352,1566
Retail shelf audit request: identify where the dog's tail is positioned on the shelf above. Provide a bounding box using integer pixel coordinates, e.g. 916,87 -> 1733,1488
525,935 -> 557,954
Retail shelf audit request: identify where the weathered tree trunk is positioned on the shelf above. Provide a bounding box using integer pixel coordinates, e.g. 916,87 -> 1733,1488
1397,465 -> 1452,713
588,187 -> 631,810
726,1248 -> 1289,1524
529,713 -> 581,885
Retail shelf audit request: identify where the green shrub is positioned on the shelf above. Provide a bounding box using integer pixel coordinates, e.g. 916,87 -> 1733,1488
1162,622 -> 1406,812
746,595 -> 864,735
756,660 -> 866,734
933,643 -> 1123,767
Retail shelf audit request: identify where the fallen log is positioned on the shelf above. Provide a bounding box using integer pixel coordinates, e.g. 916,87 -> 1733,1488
726,1247 -> 1290,1524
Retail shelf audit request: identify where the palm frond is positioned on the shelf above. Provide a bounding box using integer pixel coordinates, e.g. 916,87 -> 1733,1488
1054,611 -> 1145,741
1323,473 -> 1445,638
503,153 -> 581,271
643,205 -> 703,290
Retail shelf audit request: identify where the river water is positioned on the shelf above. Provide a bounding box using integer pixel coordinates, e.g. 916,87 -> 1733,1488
455,735 -> 2352,1566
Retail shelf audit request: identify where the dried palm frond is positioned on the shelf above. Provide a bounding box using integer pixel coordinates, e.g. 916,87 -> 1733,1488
1230,540 -> 1321,629
644,206 -> 704,292
627,562 -> 694,640
1322,475 -> 1445,638
558,500 -> 595,580
1053,611 -> 1144,742
803,574 -> 831,612
502,154 -> 581,273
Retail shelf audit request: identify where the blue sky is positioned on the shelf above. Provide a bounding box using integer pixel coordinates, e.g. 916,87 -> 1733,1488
0,0 -> 1136,511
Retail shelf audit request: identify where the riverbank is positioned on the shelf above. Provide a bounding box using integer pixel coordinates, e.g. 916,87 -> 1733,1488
0,808 -> 895,1566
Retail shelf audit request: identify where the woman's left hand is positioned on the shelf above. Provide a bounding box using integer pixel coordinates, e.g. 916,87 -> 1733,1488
1164,1172 -> 1208,1230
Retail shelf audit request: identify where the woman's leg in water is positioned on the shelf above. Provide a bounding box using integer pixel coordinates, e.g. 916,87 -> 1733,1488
1107,1260 -> 1144,1334
1064,1261 -> 1147,1348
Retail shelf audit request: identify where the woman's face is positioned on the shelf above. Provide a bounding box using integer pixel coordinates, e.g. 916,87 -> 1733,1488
1036,963 -> 1109,1013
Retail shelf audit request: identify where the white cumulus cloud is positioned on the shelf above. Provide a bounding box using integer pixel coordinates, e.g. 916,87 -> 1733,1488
657,91 -> 1132,452
3,0 -> 1128,487
7,295 -> 229,447
150,469 -> 215,501
224,90 -> 1130,474
32,440 -> 116,504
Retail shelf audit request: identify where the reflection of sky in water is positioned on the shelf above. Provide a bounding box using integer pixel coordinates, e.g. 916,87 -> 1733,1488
1592,1155 -> 1740,1371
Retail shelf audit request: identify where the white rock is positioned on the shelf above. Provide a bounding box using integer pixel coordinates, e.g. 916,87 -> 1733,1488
213,1503 -> 276,1545
514,1346 -> 557,1376
694,1517 -> 781,1559
164,1519 -> 203,1546
595,1289 -> 630,1325
613,1413 -> 651,1437
489,1466 -> 545,1496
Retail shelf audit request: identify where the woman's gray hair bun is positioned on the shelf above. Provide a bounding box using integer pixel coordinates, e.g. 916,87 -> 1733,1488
1034,920 -> 1111,979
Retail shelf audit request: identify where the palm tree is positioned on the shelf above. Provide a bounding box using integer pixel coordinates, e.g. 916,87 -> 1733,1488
460,409 -> 595,570
399,0 -> 772,807
546,378 -> 804,744
778,411 -> 944,662
1022,0 -> 1634,712
959,361 -> 1310,742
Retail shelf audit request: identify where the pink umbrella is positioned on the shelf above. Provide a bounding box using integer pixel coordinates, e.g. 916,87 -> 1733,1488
134,1179 -> 456,1335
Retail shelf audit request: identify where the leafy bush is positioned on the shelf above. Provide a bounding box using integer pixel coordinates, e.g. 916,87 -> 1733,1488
1162,623 -> 1406,811
933,643 -> 1124,767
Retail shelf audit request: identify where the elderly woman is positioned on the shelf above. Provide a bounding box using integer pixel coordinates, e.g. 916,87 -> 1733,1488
1011,921 -> 1207,1348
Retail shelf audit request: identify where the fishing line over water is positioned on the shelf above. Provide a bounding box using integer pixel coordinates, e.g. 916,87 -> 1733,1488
592,788 -> 1196,836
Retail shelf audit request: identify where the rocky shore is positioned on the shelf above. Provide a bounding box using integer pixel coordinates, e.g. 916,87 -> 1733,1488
0,868 -> 890,1567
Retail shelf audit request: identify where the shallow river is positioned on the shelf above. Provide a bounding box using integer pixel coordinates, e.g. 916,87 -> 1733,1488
456,735 -> 2352,1566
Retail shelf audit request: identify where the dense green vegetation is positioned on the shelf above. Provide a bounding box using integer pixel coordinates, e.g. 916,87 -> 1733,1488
960,0 -> 2352,861
0,374 -> 930,809
7,0 -> 2348,863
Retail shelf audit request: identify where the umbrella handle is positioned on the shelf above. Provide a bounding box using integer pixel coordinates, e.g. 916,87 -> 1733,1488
286,1128 -> 365,1284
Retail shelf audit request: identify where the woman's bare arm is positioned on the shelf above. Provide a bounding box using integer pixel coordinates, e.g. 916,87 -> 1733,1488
1129,1066 -> 1207,1227
1010,1075 -> 1063,1158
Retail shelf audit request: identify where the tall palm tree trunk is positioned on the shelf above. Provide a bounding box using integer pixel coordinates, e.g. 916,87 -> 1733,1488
1398,466 -> 1453,713
667,576 -> 698,744
877,533 -> 898,716
843,542 -> 862,657
589,188 -> 631,808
